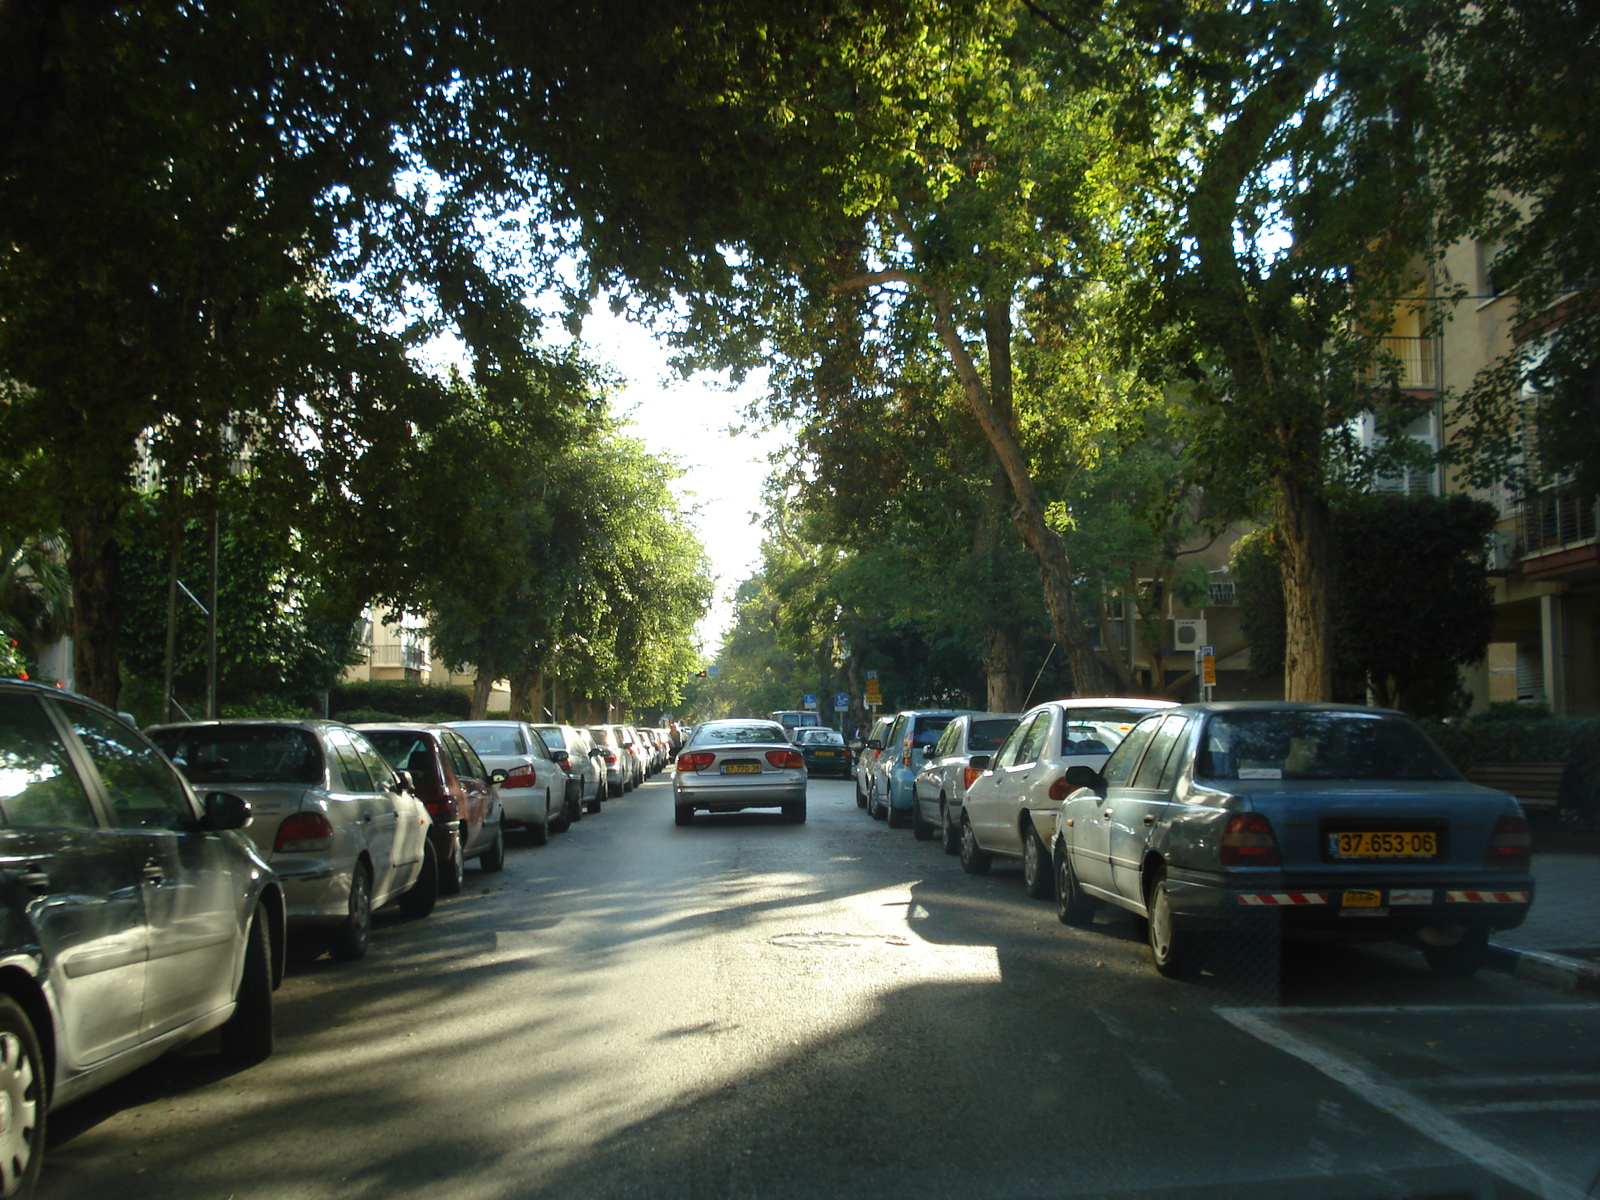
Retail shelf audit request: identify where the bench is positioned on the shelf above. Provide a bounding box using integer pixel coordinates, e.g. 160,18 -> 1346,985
1465,762 -> 1565,810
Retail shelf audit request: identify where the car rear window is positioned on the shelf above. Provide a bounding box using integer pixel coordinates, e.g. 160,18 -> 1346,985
910,716 -> 955,747
150,726 -> 324,785
803,730 -> 845,747
689,723 -> 789,747
456,725 -> 526,757
968,718 -> 1018,753
1198,710 -> 1458,781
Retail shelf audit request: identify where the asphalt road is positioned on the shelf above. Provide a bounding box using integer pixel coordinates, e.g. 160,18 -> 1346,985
38,774 -> 1600,1200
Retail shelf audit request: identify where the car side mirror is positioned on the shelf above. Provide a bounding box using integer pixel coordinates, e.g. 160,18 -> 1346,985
393,769 -> 414,794
1063,764 -> 1106,798
551,749 -> 571,765
969,754 -> 992,770
490,768 -> 509,785
867,739 -> 882,751
203,791 -> 252,831
921,744 -> 935,759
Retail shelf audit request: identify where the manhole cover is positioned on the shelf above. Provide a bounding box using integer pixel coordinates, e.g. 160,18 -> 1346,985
769,932 -> 911,949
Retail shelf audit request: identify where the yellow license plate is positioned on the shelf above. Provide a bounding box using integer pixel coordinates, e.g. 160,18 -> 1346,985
1342,890 -> 1383,907
721,763 -> 761,775
813,750 -> 836,757
1331,831 -> 1438,858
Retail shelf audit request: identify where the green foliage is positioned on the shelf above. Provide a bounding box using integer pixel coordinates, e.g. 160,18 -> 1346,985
1419,717 -> 1597,773
329,682 -> 471,721
1231,530 -> 1285,682
220,696 -> 316,720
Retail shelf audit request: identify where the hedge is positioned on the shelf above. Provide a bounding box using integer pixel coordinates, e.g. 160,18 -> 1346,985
1418,715 -> 1600,830
329,681 -> 472,720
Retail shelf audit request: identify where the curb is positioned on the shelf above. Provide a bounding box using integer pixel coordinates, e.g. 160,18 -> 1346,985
1486,941 -> 1600,998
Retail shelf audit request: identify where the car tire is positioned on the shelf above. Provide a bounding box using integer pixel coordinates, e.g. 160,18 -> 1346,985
855,777 -> 868,809
440,830 -> 465,896
585,785 -> 604,815
567,786 -> 584,823
784,801 -> 807,824
331,862 -> 373,962
0,995 -> 46,1198
219,906 -> 275,1064
959,815 -> 991,875
527,796 -> 550,846
869,787 -> 887,821
911,796 -> 935,841
1054,847 -> 1096,927
1022,825 -> 1055,900
674,805 -> 694,826
939,798 -> 961,856
1423,928 -> 1490,976
1146,869 -> 1200,978
480,822 -> 506,871
887,798 -> 909,829
399,841 -> 438,919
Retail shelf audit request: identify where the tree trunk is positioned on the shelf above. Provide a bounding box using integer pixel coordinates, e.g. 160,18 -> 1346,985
470,654 -> 497,719
983,622 -> 1025,711
64,504 -> 123,707
1274,475 -> 1333,701
933,295 -> 1134,696
508,666 -> 536,721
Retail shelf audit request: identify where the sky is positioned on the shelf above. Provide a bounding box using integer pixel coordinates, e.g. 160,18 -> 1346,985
576,306 -> 785,651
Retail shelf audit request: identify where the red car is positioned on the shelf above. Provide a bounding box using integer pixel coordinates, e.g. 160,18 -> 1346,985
356,723 -> 507,894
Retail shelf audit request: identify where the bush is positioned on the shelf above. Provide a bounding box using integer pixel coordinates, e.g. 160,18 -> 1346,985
1419,715 -> 1600,830
221,694 -> 315,720
329,681 -> 471,720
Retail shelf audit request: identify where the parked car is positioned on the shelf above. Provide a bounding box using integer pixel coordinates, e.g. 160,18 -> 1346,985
0,681 -> 284,1193
959,698 -> 1176,896
355,723 -> 507,895
619,725 -> 649,785
793,726 -> 853,778
586,725 -> 631,797
911,711 -> 1022,852
449,720 -> 566,843
533,723 -> 605,815
1047,702 -> 1535,978
854,714 -> 895,810
673,718 -> 807,825
148,719 -> 438,960
870,709 -> 974,828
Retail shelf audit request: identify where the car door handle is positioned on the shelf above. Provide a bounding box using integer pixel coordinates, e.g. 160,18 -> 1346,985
1142,814 -> 1155,826
143,863 -> 165,884
1103,809 -> 1114,819
15,872 -> 50,892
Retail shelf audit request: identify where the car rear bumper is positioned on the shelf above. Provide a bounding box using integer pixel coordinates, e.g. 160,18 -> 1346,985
1165,867 -> 1535,934
674,773 -> 806,811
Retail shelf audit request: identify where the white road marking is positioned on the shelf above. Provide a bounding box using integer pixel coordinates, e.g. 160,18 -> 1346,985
1445,1099 -> 1600,1115
1422,1074 -> 1600,1090
1219,1007 -> 1594,1200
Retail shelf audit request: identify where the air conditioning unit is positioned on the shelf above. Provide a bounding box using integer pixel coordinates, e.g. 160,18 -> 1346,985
1173,619 -> 1207,652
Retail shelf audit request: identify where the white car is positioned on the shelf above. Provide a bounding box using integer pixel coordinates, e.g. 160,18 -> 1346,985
450,720 -> 566,842
673,718 -> 807,825
533,722 -> 605,816
853,715 -> 895,810
911,712 -> 1022,852
959,698 -> 1178,897
147,719 -> 437,960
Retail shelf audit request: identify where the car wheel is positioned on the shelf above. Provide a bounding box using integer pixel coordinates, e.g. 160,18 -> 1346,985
1022,825 -> 1055,900
0,995 -> 45,1198
1054,847 -> 1096,927
911,796 -> 935,841
1423,928 -> 1490,976
784,800 -> 807,824
527,796 -> 550,846
869,787 -> 887,821
480,821 -> 506,871
331,862 -> 373,962
674,805 -> 693,826
398,840 -> 438,919
219,905 -> 275,1064
440,830 -> 465,896
939,798 -> 961,856
567,786 -> 584,823
855,777 -> 868,809
886,797 -> 909,829
959,815 -> 991,875
1146,869 -> 1199,978
586,785 -> 604,815
550,800 -> 571,834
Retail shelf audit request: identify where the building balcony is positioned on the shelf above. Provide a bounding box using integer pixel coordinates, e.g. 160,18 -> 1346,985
368,642 -> 430,672
1360,336 -> 1437,390
1516,491 -> 1600,581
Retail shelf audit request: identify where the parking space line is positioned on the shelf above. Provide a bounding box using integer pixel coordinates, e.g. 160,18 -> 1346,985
1423,1074 -> 1600,1090
1443,1099 -> 1600,1115
1219,1007 -> 1593,1200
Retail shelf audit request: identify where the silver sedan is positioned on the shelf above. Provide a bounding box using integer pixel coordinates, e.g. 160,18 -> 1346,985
673,719 -> 807,825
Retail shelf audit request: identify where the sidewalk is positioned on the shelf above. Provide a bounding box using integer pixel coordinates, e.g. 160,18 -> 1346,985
1486,850 -> 1600,997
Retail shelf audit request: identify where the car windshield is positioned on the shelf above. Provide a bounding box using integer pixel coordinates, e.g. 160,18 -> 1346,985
149,726 -> 324,785
455,725 -> 525,757
1197,710 -> 1460,781
968,718 -> 1018,752
689,722 -> 789,747
910,716 -> 955,746
801,730 -> 845,747
359,730 -> 432,773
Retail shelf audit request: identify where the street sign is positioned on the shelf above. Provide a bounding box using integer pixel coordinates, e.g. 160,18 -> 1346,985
706,664 -> 720,677
1199,645 -> 1216,688
864,670 -> 878,681
864,678 -> 882,705
833,692 -> 850,710
803,693 -> 817,710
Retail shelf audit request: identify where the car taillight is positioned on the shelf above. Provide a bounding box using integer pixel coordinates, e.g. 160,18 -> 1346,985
1220,813 -> 1282,866
766,749 -> 804,769
601,749 -> 617,764
274,812 -> 333,854
502,764 -> 536,788
1048,773 -> 1077,801
902,752 -> 912,767
423,799 -> 457,820
963,765 -> 983,790
678,751 -> 715,772
1486,814 -> 1531,869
